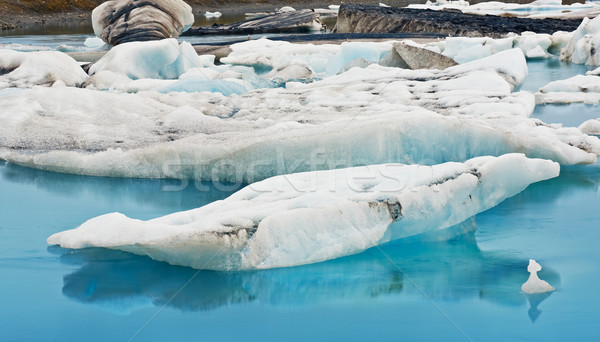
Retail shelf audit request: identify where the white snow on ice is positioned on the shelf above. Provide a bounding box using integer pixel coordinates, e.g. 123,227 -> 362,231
1,45 -> 599,181
47,154 -> 560,270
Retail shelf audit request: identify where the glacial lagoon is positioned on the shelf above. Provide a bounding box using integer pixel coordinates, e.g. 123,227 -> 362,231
2,28 -> 600,342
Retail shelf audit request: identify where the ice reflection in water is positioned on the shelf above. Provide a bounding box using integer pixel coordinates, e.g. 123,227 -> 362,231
50,220 -> 559,322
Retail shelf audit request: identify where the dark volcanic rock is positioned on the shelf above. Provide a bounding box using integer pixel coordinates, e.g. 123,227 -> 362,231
92,0 -> 194,45
334,4 -> 582,37
183,9 -> 323,36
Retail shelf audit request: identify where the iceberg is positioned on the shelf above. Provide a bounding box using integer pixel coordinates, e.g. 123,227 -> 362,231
0,49 -> 88,89
1,47 -> 599,181
88,39 -> 210,80
91,0 -> 194,45
47,154 -> 560,270
560,15 -> 600,65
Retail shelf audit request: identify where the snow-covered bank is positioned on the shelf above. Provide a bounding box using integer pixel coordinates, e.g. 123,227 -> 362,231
47,154 -> 560,270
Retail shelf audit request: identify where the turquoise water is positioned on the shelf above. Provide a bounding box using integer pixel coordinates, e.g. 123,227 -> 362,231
1,54 -> 600,340
1,159 -> 599,341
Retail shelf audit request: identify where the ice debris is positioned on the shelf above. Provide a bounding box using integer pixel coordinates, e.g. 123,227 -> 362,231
204,11 -> 222,18
521,259 -> 556,294
47,154 -> 560,270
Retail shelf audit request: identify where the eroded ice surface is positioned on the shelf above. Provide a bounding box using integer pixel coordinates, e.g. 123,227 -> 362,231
1,46 -> 598,181
47,154 -> 559,270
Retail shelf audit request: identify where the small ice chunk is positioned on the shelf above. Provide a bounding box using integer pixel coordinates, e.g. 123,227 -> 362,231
277,6 -> 296,13
521,259 -> 556,294
204,11 -> 222,18
84,37 -> 106,49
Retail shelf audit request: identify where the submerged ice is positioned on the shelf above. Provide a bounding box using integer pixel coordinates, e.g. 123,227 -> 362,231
47,154 -> 560,270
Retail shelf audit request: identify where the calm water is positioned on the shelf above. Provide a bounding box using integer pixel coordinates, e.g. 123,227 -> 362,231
1,157 -> 599,341
1,31 -> 600,340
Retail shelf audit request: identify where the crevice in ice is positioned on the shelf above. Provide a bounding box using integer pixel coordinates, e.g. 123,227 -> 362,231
0,65 -> 18,76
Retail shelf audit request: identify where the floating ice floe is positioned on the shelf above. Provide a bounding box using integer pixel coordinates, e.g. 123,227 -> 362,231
536,73 -> 600,104
47,154 -> 559,270
92,0 -> 194,45
204,11 -> 222,18
521,259 -> 555,294
277,6 -> 296,13
0,49 -> 88,89
408,0 -> 600,19
561,15 -> 600,65
1,46 -> 599,180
